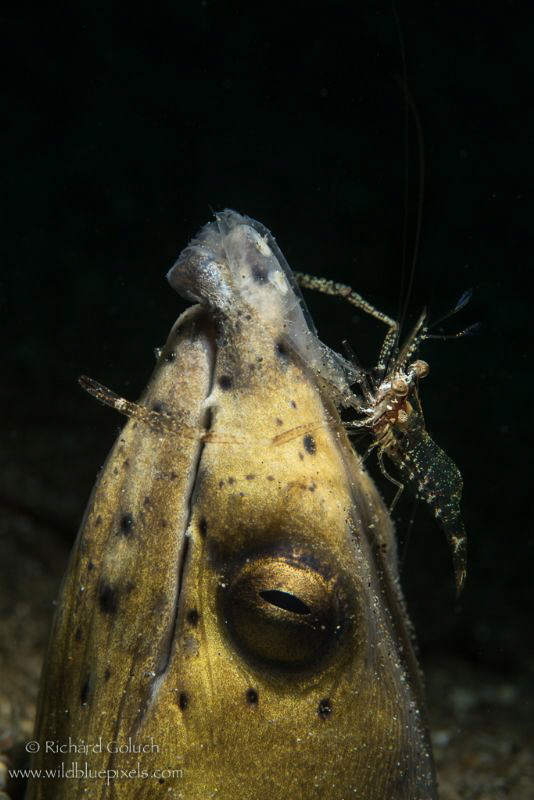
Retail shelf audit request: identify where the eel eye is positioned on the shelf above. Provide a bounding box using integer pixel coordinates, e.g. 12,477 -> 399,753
223,555 -> 345,668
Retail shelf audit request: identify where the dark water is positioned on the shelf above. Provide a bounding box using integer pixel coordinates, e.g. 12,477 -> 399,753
2,1 -> 532,796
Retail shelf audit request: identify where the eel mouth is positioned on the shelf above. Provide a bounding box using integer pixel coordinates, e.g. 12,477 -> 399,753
136,307 -> 217,723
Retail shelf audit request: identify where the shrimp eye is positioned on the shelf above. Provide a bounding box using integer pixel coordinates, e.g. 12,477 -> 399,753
412,359 -> 429,379
392,377 -> 409,396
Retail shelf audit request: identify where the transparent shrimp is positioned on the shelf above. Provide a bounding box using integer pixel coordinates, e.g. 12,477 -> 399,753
296,273 -> 475,595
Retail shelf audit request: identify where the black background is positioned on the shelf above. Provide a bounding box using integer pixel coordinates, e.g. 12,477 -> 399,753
3,1 -> 532,678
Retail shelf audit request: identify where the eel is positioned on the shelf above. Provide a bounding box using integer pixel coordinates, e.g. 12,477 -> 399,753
26,210 -> 437,799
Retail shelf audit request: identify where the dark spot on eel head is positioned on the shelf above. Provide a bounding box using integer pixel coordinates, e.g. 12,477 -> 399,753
199,517 -> 208,538
87,560 -> 94,571
303,434 -> 317,455
120,513 -> 134,536
251,263 -> 268,284
104,668 -> 111,681
318,698 -> 332,719
218,374 -> 233,390
75,627 -> 82,642
152,401 -> 165,413
178,691 -> 189,711
98,582 -> 118,615
80,676 -> 90,706
275,340 -> 289,363
187,608 -> 199,626
291,400 -> 297,409
245,474 -> 255,481
95,515 -> 102,527
246,688 -> 259,706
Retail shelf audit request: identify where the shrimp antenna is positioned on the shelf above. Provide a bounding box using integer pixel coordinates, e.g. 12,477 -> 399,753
430,288 -> 473,328
425,322 -> 481,341
341,338 -> 374,401
400,497 -> 418,575
424,288 -> 480,340
392,77 -> 425,347
390,5 -> 426,378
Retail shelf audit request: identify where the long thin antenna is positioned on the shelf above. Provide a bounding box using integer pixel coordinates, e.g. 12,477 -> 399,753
430,288 -> 473,329
387,7 -> 426,381
393,75 -> 425,342
400,497 -> 418,574
392,4 -> 410,335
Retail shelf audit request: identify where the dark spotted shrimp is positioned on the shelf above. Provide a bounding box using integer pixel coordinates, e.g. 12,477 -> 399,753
296,273 -> 473,595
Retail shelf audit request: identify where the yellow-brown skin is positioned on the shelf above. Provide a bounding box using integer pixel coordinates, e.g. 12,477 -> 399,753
27,214 -> 437,799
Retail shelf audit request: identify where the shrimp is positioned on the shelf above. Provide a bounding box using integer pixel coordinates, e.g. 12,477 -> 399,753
296,273 -> 473,595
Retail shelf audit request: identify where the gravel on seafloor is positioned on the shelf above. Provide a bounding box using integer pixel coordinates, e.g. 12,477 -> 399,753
427,656 -> 534,799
